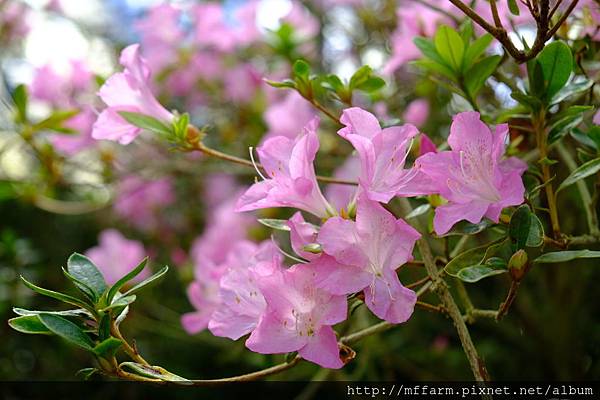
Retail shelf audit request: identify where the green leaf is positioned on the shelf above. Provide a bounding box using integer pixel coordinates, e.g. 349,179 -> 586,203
463,34 -> 493,68
536,41 -> 573,101
588,126 -> 600,149
557,157 -> 600,193
570,128 -> 597,149
20,276 -> 95,313
97,313 -> 111,341
264,78 -> 296,89
38,313 -> 94,350
459,20 -> 474,44
549,105 -> 593,126
118,111 -> 173,137
12,84 -> 28,123
455,259 -> 508,283
292,59 -> 310,80
120,362 -> 191,383
62,267 -> 97,302
9,315 -> 53,335
93,337 -> 123,358
76,368 -> 99,380
355,76 -> 385,92
67,253 -> 107,300
32,109 -> 79,132
101,294 -> 136,312
445,239 -> 509,278
434,25 -> 465,72
507,0 -> 520,15
550,76 -> 593,105
349,65 -> 373,89
511,90 -> 542,112
534,250 -> 600,263
509,205 -> 544,250
12,307 -> 92,318
412,59 -> 457,81
107,257 -> 148,304
465,55 -> 501,97
406,204 -> 431,219
441,219 -> 495,236
414,37 -> 448,66
548,112 -> 584,144
122,266 -> 169,297
322,74 -> 344,92
258,218 -> 291,231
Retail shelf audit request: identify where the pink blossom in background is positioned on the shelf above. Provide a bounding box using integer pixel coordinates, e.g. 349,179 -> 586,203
236,117 -> 335,218
581,0 -> 600,40
384,3 -> 452,74
208,241 -> 283,340
416,111 -> 527,235
0,0 -> 31,43
135,3 -> 184,73
314,196 -> 419,323
403,99 -> 430,128
92,44 -> 174,145
191,196 -> 255,270
193,1 -> 259,52
49,108 -> 96,155
113,176 -> 175,232
166,52 -> 222,99
202,173 -> 242,209
85,229 -> 149,285
281,2 -> 319,42
223,63 -> 261,103
246,262 -> 347,369
263,91 -> 316,141
338,107 -> 430,203
324,155 -> 361,212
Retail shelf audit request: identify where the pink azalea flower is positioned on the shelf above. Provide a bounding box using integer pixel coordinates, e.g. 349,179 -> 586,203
246,262 -> 347,369
113,176 -> 175,232
85,229 -> 149,285
324,155 -> 361,212
287,212 -> 320,261
263,91 -> 316,141
92,44 -> 174,145
416,111 -> 527,235
193,1 -> 259,52
419,133 -> 437,156
403,99 -> 430,128
236,117 -> 336,218
49,107 -> 96,156
181,262 -> 226,334
338,107 -> 429,203
208,241 -> 283,340
135,3 -> 184,73
314,196 -> 419,324
223,63 -> 261,104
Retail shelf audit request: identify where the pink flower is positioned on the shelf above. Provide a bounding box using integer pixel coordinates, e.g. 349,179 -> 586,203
287,212 -> 320,261
208,241 -> 283,340
135,3 -> 184,73
181,262 -> 226,334
114,176 -> 175,232
49,108 -> 96,156
416,111 -> 527,235
193,1 -> 259,52
314,196 -> 420,324
236,117 -> 335,218
223,63 -> 261,104
324,155 -> 361,212
85,229 -> 149,285
338,107 -> 428,203
245,262 -> 347,369
263,91 -> 316,141
403,99 -> 430,127
419,133 -> 437,156
594,109 -> 600,125
92,44 -> 174,145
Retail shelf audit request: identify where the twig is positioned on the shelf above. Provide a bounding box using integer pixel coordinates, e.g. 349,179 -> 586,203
496,281 -> 521,320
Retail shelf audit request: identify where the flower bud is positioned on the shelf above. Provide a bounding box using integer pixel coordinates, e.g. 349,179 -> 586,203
508,249 -> 528,281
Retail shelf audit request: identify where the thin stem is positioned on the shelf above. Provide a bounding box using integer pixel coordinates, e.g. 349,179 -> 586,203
464,309 -> 499,323
555,143 -> 599,236
110,323 -> 150,366
489,0 -> 503,28
496,281 -> 521,320
398,199 -> 490,382
545,0 -> 580,39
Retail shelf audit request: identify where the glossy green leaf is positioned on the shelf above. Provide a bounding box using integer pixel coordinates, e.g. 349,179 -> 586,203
534,250 -> 600,263
67,253 -> 107,300
38,313 -> 94,350
441,219 -> 494,236
62,267 -> 97,302
292,59 -> 310,80
122,266 -> 169,297
118,111 -> 173,136
355,76 -> 385,92
548,112 -> 584,144
258,218 -> 291,231
536,41 -> 573,100
414,37 -> 448,66
550,76 -> 593,105
406,204 -> 431,219
455,258 -> 508,283
434,25 -> 465,71
93,337 -> 123,358
557,158 -> 600,193
465,55 -> 501,97
349,65 -> 373,89
32,110 -> 79,132
9,315 -> 53,335
12,307 -> 92,318
264,78 -> 296,89
120,362 -> 191,383
463,34 -> 493,67
445,238 -> 508,277
20,276 -> 94,312
101,294 -> 136,312
509,205 -> 544,249
76,368 -> 99,380
511,90 -> 542,111
107,257 -> 148,304
507,0 -> 520,15
412,59 -> 457,81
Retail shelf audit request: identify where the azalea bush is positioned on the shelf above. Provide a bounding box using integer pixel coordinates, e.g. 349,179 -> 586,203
1,0 -> 600,385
